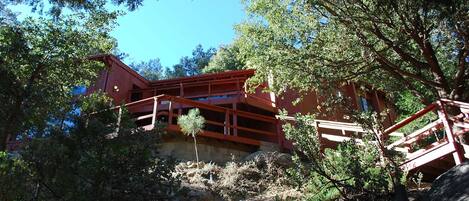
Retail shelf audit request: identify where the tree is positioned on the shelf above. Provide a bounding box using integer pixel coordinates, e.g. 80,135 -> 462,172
233,1 -> 461,199
190,44 -> 216,75
0,93 -> 180,200
167,44 -> 216,78
236,0 -> 469,106
130,58 -> 165,80
3,0 -> 143,17
203,43 -> 246,74
0,11 -> 118,150
177,108 -> 205,167
281,113 -> 407,201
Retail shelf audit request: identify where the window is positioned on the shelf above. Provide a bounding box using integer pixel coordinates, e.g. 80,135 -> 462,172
131,92 -> 142,102
131,85 -> 142,102
359,96 -> 373,112
72,86 -> 87,95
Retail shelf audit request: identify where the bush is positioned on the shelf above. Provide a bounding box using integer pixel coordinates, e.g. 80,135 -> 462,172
0,94 -> 180,201
282,113 -> 405,200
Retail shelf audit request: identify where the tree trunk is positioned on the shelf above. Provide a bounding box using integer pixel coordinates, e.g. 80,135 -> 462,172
393,183 -> 409,201
1,113 -> 19,151
193,135 -> 199,169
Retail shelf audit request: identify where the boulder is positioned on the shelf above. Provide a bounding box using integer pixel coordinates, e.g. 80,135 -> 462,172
427,161 -> 469,201
243,151 -> 293,168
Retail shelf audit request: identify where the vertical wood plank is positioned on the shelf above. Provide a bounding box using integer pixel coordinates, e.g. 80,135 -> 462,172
437,101 -> 464,165
168,101 -> 173,125
233,103 -> 238,136
152,97 -> 158,126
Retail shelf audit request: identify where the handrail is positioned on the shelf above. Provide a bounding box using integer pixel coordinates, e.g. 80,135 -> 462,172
440,98 -> 469,109
121,94 -> 279,142
386,119 -> 443,149
383,103 -> 437,135
132,77 -> 248,93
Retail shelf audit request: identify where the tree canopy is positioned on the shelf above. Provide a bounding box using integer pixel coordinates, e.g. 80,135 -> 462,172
2,0 -> 143,17
203,43 -> 246,74
0,93 -> 179,200
237,0 -> 469,107
130,58 -> 164,80
167,44 -> 216,78
0,10 -> 118,149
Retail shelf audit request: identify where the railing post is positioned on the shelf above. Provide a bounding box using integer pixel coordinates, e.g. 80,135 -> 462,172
152,97 -> 159,127
180,83 -> 184,97
314,121 -> 323,151
233,103 -> 238,136
437,101 -> 464,165
224,110 -> 230,135
276,119 -> 283,149
168,101 -> 173,125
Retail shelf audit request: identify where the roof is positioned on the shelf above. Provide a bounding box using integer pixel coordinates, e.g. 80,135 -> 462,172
89,54 -> 255,88
150,69 -> 255,87
89,54 -> 150,85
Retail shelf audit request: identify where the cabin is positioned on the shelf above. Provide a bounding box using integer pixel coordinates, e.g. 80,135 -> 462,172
86,55 -> 397,158
86,55 -> 469,179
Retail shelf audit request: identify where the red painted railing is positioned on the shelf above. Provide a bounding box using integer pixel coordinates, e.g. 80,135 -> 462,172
113,94 -> 279,146
384,99 -> 468,171
281,99 -> 468,172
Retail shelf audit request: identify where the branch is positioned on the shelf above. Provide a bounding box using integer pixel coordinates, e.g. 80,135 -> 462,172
450,32 -> 469,100
407,13 -> 450,94
370,23 -> 429,70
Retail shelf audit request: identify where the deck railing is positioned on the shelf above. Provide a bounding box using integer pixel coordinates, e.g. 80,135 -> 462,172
129,77 -> 275,109
280,99 -> 469,171
383,99 -> 468,171
113,94 -> 279,146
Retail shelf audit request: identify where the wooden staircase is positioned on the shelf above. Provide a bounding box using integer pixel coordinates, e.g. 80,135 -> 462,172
384,99 -> 468,173
281,99 -> 468,176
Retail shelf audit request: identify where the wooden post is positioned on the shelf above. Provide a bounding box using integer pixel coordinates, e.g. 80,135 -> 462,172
437,101 -> 464,165
236,78 -> 241,101
233,103 -> 238,136
276,119 -> 283,149
314,121 -> 323,151
180,83 -> 184,97
225,110 -> 230,135
208,82 -> 211,104
152,97 -> 159,127
168,101 -> 173,125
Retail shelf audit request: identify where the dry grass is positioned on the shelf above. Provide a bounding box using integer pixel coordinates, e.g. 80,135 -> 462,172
172,152 -> 301,201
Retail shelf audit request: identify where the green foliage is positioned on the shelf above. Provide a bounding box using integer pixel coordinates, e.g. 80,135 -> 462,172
237,0 -> 469,105
130,58 -> 165,81
3,0 -> 142,17
0,94 -> 180,200
166,44 -> 216,78
177,108 -> 205,138
0,152 -> 35,201
281,113 -> 401,200
177,108 -> 205,165
203,43 -> 246,73
0,10 -> 118,149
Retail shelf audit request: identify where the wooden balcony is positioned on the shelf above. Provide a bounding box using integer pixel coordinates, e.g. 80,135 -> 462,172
113,94 -> 280,147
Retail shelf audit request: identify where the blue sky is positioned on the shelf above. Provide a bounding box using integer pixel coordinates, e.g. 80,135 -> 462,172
9,0 -> 246,67
113,0 -> 246,67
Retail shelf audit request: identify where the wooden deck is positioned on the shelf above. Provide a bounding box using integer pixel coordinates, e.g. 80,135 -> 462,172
113,94 -> 280,147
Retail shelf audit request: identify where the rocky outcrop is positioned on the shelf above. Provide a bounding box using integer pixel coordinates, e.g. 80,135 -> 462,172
173,152 -> 300,201
243,151 -> 293,168
427,161 -> 469,201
